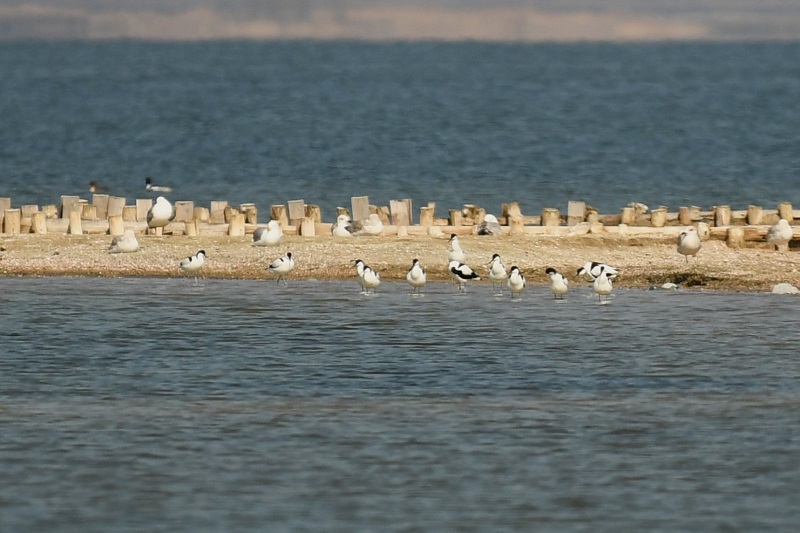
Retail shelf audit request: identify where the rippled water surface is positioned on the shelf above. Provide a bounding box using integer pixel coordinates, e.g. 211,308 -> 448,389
2,277 -> 800,531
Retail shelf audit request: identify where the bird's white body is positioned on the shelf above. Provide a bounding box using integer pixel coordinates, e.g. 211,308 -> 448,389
268,252 -> 295,285
406,259 -> 427,293
147,196 -> 175,229
766,219 -> 793,253
476,214 -> 503,236
145,177 -> 172,193
253,220 -> 283,246
546,267 -> 569,299
507,266 -> 526,298
487,253 -> 508,293
593,270 -> 613,301
108,229 -> 139,254
449,260 -> 480,293
331,214 -> 354,237
448,234 -> 467,263
577,261 -> 619,281
352,213 -> 384,236
354,259 -> 381,293
677,227 -> 702,263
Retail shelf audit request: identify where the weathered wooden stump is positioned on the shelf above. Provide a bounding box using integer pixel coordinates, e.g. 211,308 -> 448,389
541,208 -> 561,227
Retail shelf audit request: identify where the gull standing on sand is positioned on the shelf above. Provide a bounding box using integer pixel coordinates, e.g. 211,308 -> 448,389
180,250 -> 207,284
449,260 -> 481,293
331,214 -> 354,237
546,267 -> 569,299
253,220 -> 283,246
351,213 -> 384,236
507,266 -> 526,299
487,253 -> 508,294
108,229 -> 139,254
677,227 -> 702,263
145,177 -> 173,193
448,234 -> 467,263
593,269 -> 613,302
766,218 -> 793,253
406,258 -> 427,294
354,259 -> 381,293
476,214 -> 503,236
268,252 -> 295,285
577,261 -> 619,281
146,196 -> 176,231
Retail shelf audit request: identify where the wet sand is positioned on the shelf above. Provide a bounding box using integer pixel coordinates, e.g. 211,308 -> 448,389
1,231 -> 797,292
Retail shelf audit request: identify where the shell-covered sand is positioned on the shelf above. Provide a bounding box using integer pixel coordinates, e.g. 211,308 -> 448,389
1,231 -> 798,292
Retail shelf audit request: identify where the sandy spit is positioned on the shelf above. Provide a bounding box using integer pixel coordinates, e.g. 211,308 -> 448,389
1,232 -> 798,292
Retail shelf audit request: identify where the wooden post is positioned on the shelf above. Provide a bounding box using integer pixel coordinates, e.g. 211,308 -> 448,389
351,196 -> 370,222
108,214 -> 124,237
193,207 -> 209,223
420,205 -> 435,227
567,201 -> 585,226
509,215 -> 525,236
0,198 -> 10,228
136,199 -> 152,222
42,204 -> 58,219
678,207 -> 693,226
92,194 -> 110,219
503,202 -> 522,219
174,201 -> 194,222
715,205 -> 731,227
541,208 -> 561,227
650,208 -> 667,228
270,205 -> 288,227
374,205 -> 390,225
304,204 -> 322,223
81,204 -> 98,220
185,219 -> 199,237
60,196 -> 81,218
586,208 -> 599,224
726,226 -> 745,248
390,199 -> 412,226
21,205 -> 39,219
697,222 -> 710,240
210,201 -> 228,224
227,213 -> 245,236
107,196 -> 125,218
300,217 -> 316,236
448,209 -> 462,226
122,205 -> 138,222
31,211 -> 47,234
240,203 -> 258,224
4,209 -> 21,235
620,207 -> 636,225
778,202 -> 794,221
287,199 -> 305,227
68,209 -> 83,235
746,205 -> 763,225
223,206 -> 238,224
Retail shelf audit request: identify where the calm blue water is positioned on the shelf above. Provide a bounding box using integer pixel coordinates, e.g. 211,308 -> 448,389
2,276 -> 800,531
1,41 -> 799,219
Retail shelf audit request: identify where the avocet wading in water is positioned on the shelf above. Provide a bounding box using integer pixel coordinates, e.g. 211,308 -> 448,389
677,227 -> 702,263
507,266 -> 526,299
180,250 -> 207,285
406,258 -> 427,294
354,259 -> 381,294
577,261 -> 619,281
449,260 -> 480,293
268,252 -> 295,285
545,267 -> 569,300
593,269 -> 613,302
487,253 -> 508,294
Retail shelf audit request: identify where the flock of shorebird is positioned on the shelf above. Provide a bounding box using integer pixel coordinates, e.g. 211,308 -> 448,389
103,192 -> 795,299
